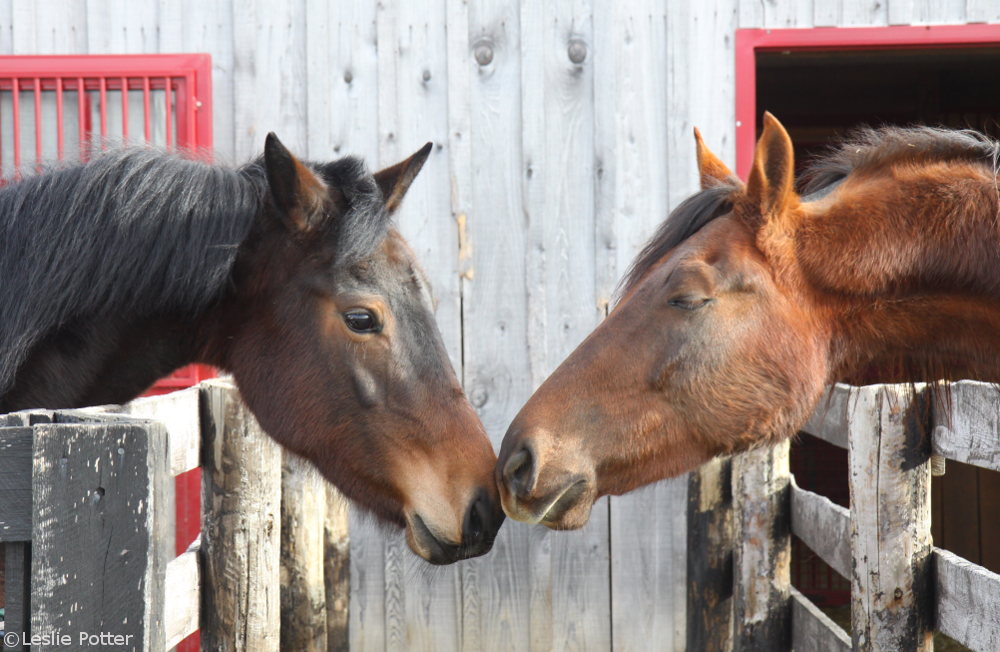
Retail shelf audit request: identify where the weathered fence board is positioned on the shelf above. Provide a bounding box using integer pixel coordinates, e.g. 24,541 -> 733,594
802,384 -> 851,449
199,381 -> 282,652
0,427 -> 32,542
280,454 -> 330,652
686,457 -> 734,652
30,420 -> 171,652
4,542 -> 30,652
789,480 -> 851,579
790,587 -> 851,652
848,385 -> 933,652
732,441 -> 791,651
932,380 -> 1000,472
934,547 -> 1000,650
164,541 -> 200,649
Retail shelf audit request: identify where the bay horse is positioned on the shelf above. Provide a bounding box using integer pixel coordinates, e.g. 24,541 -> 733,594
0,136 -> 503,563
497,113 -> 1000,529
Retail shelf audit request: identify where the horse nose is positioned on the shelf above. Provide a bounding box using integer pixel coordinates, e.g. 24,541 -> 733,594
461,488 -> 504,557
501,443 -> 536,498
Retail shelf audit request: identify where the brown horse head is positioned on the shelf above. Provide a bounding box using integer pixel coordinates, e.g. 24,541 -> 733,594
497,113 -> 1000,529
211,136 -> 503,562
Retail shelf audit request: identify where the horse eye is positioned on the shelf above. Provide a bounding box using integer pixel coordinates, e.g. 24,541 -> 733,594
344,310 -> 380,333
669,296 -> 712,311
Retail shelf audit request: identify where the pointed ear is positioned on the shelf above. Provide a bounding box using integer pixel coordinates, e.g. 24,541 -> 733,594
264,132 -> 328,231
374,142 -> 433,213
694,127 -> 737,190
743,113 -> 798,227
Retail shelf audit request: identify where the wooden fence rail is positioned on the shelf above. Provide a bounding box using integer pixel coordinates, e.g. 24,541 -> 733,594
0,379 -> 347,652
691,381 -> 1000,651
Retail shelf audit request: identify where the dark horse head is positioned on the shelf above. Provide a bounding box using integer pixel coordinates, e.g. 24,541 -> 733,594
0,135 -> 503,563
498,113 -> 1000,529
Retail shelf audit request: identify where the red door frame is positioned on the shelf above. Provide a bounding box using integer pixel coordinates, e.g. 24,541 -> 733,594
734,24 -> 1000,178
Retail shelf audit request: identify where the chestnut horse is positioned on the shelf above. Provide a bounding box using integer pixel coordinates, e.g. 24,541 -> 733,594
497,113 -> 1000,529
0,136 -> 503,563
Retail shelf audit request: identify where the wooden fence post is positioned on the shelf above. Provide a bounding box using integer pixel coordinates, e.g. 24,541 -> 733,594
200,381 -> 282,651
31,419 -> 171,651
732,440 -> 791,651
848,385 -> 933,652
324,484 -> 350,652
280,454 -> 329,652
687,458 -> 734,651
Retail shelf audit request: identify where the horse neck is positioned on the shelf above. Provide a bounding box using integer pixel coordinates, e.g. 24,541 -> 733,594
795,162 -> 1000,383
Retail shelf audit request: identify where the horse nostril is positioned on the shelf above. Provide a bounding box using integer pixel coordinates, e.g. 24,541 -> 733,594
503,446 -> 535,497
463,495 -> 486,545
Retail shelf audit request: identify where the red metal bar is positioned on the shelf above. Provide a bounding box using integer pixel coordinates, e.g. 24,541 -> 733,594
56,77 -> 64,160
77,76 -> 87,161
734,24 -> 1000,178
164,77 -> 173,149
142,76 -> 151,142
120,76 -> 128,142
12,78 -> 20,177
33,77 -> 41,171
98,76 -> 107,146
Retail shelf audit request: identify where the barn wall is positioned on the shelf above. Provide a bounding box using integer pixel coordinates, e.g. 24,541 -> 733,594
0,1 -> 995,649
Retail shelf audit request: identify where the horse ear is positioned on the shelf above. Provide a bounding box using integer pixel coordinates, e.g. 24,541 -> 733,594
744,112 -> 798,227
264,132 -> 328,232
374,142 -> 433,213
694,127 -> 737,190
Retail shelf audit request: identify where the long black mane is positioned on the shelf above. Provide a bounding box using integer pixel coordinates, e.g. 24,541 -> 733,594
0,146 -> 389,398
619,126 -> 1000,298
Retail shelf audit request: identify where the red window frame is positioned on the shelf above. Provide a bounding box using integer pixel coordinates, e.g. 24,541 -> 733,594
734,24 -> 1000,178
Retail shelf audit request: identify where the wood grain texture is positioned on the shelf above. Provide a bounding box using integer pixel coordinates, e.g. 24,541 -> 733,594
790,587 -> 851,652
199,380 -> 281,652
789,480 -> 850,579
802,384 -> 851,450
0,427 -> 32,542
460,1 -> 534,649
3,542 -> 31,650
732,441 -> 791,651
281,454 -> 329,652
324,484 -> 350,652
848,385 -> 933,652
686,457 -> 734,652
30,419 -> 171,652
932,380 -> 1000,472
376,3 -> 465,648
164,545 -> 200,649
593,4 -> 689,650
934,547 -> 1000,650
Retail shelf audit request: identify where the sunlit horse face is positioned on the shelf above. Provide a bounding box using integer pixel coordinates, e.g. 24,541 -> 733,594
497,115 -> 830,529
221,136 -> 503,563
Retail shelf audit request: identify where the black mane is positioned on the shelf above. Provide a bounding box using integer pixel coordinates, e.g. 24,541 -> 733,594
0,147 -> 389,397
618,182 -> 739,297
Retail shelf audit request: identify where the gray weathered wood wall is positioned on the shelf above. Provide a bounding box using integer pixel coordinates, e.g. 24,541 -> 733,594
2,1 -> 998,649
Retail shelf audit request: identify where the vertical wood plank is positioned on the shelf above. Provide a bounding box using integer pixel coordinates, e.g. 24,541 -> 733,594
376,1 -> 464,648
280,454 -> 329,652
888,0 -> 967,25
732,441 -> 791,651
848,385 -> 933,652
85,0 -> 158,53
966,0 -> 1000,22
594,4 -> 688,650
460,1 -> 533,649
4,542 -> 31,651
0,0 -> 13,55
157,0 -> 237,159
841,0 -> 890,25
200,381 -> 281,652
686,458 -> 734,652
11,0 -> 87,54
519,1 -> 610,650
324,485 -> 350,652
31,420 -> 170,652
